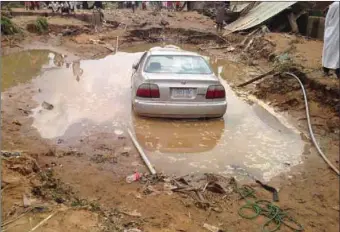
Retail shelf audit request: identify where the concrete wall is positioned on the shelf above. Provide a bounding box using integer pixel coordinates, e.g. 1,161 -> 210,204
306,16 -> 325,40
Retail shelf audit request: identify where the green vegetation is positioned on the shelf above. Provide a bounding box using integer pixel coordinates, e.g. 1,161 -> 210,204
35,17 -> 49,33
273,52 -> 302,73
7,2 -> 24,8
1,16 -> 20,35
71,198 -> 101,212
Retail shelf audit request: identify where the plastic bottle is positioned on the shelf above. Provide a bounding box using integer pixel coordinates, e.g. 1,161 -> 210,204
126,172 -> 142,183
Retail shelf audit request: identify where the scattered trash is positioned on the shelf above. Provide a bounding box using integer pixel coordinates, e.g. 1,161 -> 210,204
160,19 -> 170,27
284,161 -> 291,166
124,229 -> 142,232
140,173 -> 236,211
91,154 -> 117,164
134,193 -> 142,199
42,101 -> 54,110
261,25 -> 270,33
126,172 -> 142,183
163,183 -> 177,191
12,120 -> 22,126
62,28 -> 79,36
23,194 -> 31,208
163,183 -> 177,195
89,39 -> 105,44
143,185 -> 161,195
18,107 -> 31,115
120,146 -> 132,156
203,223 -> 223,232
32,206 -> 50,213
1,151 -> 21,158
131,161 -> 142,167
114,129 -> 124,136
226,46 -> 235,52
121,209 -> 142,217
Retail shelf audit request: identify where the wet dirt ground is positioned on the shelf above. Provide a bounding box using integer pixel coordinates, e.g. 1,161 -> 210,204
1,10 -> 339,232
3,48 -> 305,182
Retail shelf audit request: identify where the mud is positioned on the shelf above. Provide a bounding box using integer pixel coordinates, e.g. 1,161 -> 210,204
128,27 -> 227,44
3,48 -> 305,183
1,10 -> 339,232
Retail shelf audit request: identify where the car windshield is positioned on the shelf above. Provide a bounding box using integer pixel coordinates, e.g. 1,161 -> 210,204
144,55 -> 212,74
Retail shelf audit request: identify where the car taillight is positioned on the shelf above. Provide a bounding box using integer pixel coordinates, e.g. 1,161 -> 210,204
206,85 -> 225,99
136,83 -> 160,98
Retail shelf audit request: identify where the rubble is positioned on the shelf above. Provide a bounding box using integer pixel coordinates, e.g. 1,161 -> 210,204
140,173 -> 237,211
124,229 -> 142,232
41,101 -> 54,110
121,209 -> 142,217
203,223 -> 224,232
1,151 -> 21,158
160,19 -> 170,27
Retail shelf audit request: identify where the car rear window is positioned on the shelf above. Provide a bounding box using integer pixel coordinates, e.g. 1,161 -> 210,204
144,55 -> 213,74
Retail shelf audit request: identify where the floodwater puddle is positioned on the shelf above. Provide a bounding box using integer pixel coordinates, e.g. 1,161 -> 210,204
2,50 -> 51,91
133,58 -> 304,181
2,46 -> 305,182
1,49 -> 76,91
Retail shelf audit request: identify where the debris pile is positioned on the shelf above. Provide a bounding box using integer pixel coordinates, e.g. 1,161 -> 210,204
239,29 -> 276,60
139,173 -> 238,212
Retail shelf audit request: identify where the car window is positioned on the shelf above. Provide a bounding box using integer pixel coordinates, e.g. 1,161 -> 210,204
136,52 -> 147,70
144,55 -> 212,74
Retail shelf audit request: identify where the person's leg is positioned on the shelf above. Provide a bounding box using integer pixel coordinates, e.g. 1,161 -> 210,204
218,23 -> 222,32
323,67 -> 330,76
335,68 -> 340,78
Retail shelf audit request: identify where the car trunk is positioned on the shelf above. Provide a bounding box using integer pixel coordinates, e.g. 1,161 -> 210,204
144,73 -> 221,103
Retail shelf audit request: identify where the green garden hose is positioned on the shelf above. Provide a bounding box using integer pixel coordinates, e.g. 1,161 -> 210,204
237,185 -> 304,232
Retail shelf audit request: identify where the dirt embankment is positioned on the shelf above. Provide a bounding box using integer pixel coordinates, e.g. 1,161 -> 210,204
1,9 -> 339,232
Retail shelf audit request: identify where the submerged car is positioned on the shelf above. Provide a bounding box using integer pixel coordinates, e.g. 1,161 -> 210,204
131,46 -> 227,118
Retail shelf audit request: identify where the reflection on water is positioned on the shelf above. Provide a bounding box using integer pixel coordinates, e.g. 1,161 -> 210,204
133,57 -> 304,181
5,46 -> 305,182
1,50 -> 51,91
31,52 -> 142,139
134,116 -> 225,153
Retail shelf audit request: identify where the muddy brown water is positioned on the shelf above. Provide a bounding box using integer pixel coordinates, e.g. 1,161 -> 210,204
1,45 -> 305,181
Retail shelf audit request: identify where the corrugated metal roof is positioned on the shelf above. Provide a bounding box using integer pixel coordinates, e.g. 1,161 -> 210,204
230,3 -> 250,13
225,2 -> 297,32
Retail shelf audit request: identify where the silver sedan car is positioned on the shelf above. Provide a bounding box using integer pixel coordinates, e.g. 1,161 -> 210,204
131,46 -> 227,118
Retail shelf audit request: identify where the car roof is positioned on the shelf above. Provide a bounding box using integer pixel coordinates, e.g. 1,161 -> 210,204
148,46 -> 201,57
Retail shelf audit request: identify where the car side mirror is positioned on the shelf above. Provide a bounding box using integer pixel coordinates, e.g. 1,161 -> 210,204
132,63 -> 138,70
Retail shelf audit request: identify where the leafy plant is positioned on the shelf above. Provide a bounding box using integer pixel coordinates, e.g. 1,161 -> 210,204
7,2 -> 24,8
1,16 -> 20,35
35,17 -> 48,33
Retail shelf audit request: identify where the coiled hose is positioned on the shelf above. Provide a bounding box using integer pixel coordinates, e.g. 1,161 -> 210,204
284,72 -> 339,175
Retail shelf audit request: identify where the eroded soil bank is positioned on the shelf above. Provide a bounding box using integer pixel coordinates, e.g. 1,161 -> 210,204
1,9 -> 339,232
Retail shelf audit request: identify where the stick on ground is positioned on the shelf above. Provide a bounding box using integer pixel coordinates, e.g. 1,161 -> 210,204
27,211 -> 59,232
237,70 -> 275,88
